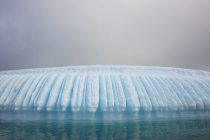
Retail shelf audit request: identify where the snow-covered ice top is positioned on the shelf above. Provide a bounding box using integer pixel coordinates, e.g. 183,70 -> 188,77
0,66 -> 210,112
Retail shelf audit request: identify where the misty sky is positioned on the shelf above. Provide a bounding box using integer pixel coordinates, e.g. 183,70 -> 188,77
0,0 -> 210,71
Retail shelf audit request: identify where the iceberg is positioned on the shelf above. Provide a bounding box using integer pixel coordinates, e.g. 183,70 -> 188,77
0,66 -> 210,112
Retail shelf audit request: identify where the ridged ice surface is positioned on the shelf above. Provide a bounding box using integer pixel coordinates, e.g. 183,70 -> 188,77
0,66 -> 210,112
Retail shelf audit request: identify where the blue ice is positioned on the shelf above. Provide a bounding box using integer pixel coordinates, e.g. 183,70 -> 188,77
0,66 -> 210,112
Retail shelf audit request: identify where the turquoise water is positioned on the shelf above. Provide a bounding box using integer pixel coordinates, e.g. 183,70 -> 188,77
0,112 -> 210,140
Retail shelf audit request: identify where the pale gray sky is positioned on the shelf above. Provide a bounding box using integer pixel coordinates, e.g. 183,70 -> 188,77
0,0 -> 210,71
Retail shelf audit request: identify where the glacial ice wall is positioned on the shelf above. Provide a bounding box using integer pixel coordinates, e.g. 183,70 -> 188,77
0,66 -> 210,112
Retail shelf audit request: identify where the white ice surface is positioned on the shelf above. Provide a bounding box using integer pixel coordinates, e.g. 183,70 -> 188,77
0,66 -> 210,112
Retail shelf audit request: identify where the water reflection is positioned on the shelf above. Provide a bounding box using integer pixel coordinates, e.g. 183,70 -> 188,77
1,119 -> 210,140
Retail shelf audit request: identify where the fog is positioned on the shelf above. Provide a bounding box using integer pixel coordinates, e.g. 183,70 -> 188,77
0,0 -> 210,71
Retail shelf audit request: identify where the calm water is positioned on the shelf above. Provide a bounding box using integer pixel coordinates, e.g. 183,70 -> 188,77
0,111 -> 210,140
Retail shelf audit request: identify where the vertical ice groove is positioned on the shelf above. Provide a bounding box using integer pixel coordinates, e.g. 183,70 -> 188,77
0,76 -> 23,107
173,78 -> 196,109
119,74 -> 140,111
61,75 -> 75,111
46,74 -> 65,111
55,76 -> 66,110
71,74 -> 86,112
137,76 -> 153,111
111,75 -> 126,112
0,76 -> 20,107
139,76 -> 160,110
22,75 -> 43,109
13,75 -> 37,110
161,77 -> 181,109
159,78 -> 183,110
0,76 -> 14,97
105,75 -> 114,111
149,77 -> 169,110
81,75 -> 87,111
130,75 -> 152,111
176,78 -> 200,109
27,75 -> 48,108
202,78 -> 210,86
110,75 -> 119,111
3,75 -> 31,109
99,74 -> 107,112
197,79 -> 210,93
85,74 -> 99,112
146,77 -> 166,110
193,79 -> 210,109
166,78 -> 189,110
70,75 -> 80,111
77,75 -> 86,111
187,79 -> 210,109
36,75 -> 57,111
182,78 -> 204,109
29,75 -> 49,108
196,79 -> 210,96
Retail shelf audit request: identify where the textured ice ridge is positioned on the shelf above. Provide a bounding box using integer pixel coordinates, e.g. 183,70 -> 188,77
0,66 -> 210,112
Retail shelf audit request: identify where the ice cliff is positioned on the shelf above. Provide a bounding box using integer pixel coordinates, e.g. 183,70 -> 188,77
0,66 -> 210,112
